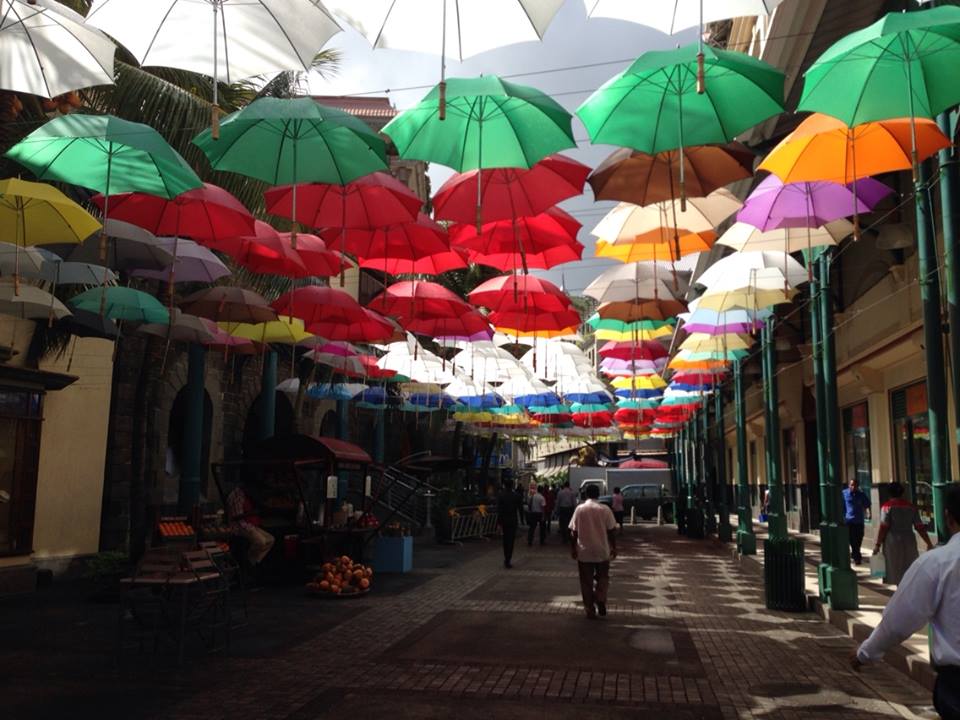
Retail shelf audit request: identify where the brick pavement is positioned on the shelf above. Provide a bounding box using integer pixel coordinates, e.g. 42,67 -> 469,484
2,526 -> 940,719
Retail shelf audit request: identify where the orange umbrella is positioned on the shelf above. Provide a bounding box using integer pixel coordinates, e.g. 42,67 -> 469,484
759,113 -> 951,185
595,231 -> 715,262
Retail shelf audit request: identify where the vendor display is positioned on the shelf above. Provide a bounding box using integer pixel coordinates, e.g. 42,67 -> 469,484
306,556 -> 373,596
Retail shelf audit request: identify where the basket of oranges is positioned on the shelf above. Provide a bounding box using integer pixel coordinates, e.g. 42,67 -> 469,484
306,556 -> 373,598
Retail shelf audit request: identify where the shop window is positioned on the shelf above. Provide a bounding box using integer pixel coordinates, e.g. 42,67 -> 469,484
0,389 -> 44,556
842,402 -> 872,501
890,383 -> 934,532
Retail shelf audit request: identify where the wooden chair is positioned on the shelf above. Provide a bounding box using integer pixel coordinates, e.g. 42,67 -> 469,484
117,548 -> 180,658
181,550 -> 231,653
199,541 -> 248,628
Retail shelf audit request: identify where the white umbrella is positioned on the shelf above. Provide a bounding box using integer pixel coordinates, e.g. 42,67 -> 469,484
716,220 -> 854,253
0,242 -> 45,277
69,220 -> 174,272
679,332 -> 754,352
139,309 -> 215,345
0,280 -> 69,319
695,250 -> 809,289
86,0 -> 341,132
584,261 -> 686,303
452,341 -> 523,385
696,267 -> 797,311
592,189 -> 742,243
583,0 -> 785,34
0,0 -> 115,97
324,0 -> 563,117
41,260 -> 117,286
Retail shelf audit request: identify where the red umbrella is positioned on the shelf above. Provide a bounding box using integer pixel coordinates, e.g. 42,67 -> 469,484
369,280 -> 473,323
272,286 -> 394,342
289,233 -> 352,277
468,274 -> 573,314
402,311 -> 493,340
450,207 -> 583,272
619,458 -> 669,469
322,213 -> 451,264
671,372 -> 726,385
264,172 -> 422,229
433,154 -> 590,225
488,308 -> 582,336
599,341 -> 669,361
228,220 -> 307,277
361,247 -> 468,276
93,183 -> 256,248
572,411 -> 614,428
465,240 -> 583,271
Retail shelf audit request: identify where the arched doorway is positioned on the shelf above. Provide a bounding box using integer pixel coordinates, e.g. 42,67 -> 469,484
166,386 -> 213,506
242,391 -> 295,449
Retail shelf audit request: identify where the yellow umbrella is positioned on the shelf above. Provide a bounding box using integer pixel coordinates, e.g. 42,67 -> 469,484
0,178 -> 100,246
679,333 -> 753,353
594,325 -> 673,342
611,374 -> 667,390
220,315 -> 313,344
595,232 -> 715,262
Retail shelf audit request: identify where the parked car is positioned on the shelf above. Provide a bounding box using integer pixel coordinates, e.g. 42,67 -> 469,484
599,484 -> 674,522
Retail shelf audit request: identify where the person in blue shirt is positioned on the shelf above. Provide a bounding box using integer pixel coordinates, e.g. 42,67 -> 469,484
842,478 -> 872,565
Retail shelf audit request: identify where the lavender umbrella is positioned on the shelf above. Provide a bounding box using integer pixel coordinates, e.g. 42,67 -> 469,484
738,175 -> 892,231
679,308 -> 771,335
132,238 -> 230,284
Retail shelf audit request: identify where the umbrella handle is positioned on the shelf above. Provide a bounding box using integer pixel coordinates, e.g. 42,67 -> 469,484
696,51 -> 705,94
439,0 -> 447,121
439,81 -> 447,121
212,104 -> 221,141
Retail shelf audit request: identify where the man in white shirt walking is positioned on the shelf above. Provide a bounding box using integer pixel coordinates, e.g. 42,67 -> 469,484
527,485 -> 547,546
851,484 -> 960,719
569,484 -> 618,619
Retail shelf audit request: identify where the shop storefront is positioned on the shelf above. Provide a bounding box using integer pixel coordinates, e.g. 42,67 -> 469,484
890,382 -> 934,531
0,388 -> 43,557
842,402 -> 872,496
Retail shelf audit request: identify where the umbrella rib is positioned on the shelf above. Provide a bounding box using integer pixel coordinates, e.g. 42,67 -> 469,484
32,5 -> 115,82
142,0 -> 181,66
257,0 -> 315,73
7,1 -> 53,98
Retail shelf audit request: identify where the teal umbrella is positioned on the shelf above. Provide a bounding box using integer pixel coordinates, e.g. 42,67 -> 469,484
193,96 -> 388,242
577,44 -> 783,206
70,286 -> 169,324
384,76 -> 574,172
4,114 -> 201,199
798,5 -> 960,173
383,75 -> 575,227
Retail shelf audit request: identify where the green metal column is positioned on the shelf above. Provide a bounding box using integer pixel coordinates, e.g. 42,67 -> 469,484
818,251 -> 859,609
337,399 -> 350,440
687,415 -> 704,538
259,350 -> 277,441
179,342 -> 205,512
735,358 -> 756,554
676,426 -> 688,535
916,159 -> 952,543
762,317 -> 787,541
715,388 -> 732,542
373,409 -> 386,463
702,396 -> 716,535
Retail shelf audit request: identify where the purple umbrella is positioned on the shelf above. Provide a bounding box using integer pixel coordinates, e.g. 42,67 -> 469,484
132,238 -> 231,284
738,175 -> 892,231
679,308 -> 771,335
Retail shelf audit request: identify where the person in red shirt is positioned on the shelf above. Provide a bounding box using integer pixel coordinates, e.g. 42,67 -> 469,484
226,483 -> 275,565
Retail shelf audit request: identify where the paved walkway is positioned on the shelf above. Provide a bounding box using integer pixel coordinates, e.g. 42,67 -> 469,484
1,525 -> 939,720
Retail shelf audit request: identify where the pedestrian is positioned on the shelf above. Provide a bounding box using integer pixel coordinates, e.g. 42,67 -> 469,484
851,484 -> 960,720
527,484 -> 547,546
556,481 -> 577,543
226,481 -> 275,566
611,486 -> 625,532
872,482 -> 934,585
843,478 -> 872,564
497,478 -> 521,569
514,484 -> 526,526
569,484 -> 618,619
544,484 -> 557,534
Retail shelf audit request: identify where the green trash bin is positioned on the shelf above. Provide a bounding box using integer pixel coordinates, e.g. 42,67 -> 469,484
763,538 -> 806,611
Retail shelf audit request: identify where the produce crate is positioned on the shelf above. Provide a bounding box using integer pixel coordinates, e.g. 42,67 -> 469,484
372,535 -> 413,574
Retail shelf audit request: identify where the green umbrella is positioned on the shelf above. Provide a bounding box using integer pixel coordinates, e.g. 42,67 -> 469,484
69,286 -> 169,325
576,44 -> 783,206
384,76 -> 574,172
383,75 -> 575,228
4,114 -> 201,199
798,5 -> 960,173
193,97 -> 388,185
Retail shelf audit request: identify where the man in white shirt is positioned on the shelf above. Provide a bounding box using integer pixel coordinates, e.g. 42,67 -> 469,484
852,484 -> 960,719
569,484 -> 618,619
527,485 -> 547,546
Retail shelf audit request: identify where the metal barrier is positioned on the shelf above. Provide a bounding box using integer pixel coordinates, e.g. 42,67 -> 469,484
449,506 -> 500,541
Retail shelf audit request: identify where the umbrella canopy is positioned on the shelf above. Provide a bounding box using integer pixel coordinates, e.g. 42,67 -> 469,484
383,76 -> 576,173
359,247 -> 467,276
265,172 -> 421,229
577,44 -> 784,154
450,208 -> 583,271
679,332 -> 753,353
0,280 -> 70,319
592,189 -> 741,245
403,312 -> 493,342
757,114 -> 951,184
324,1 -> 562,61
583,262 -> 683,303
86,0 -> 340,98
716,219 -> 853,253
180,287 -> 276,323
583,0 -> 784,34
70,286 -> 168,324
5,114 -> 201,199
132,239 -> 231,284
596,299 -> 687,322
194,97 -> 388,186
92,183 -> 255,249
1,0 -> 115,97
737,175 -> 892,230
226,220 -> 307,278
594,234 -> 714,263
433,154 -> 589,224
323,214 -> 447,263
221,316 -> 312,345
70,220 -> 174,272
369,280 -> 473,322
798,6 -> 960,127
588,143 -> 754,206
139,310 -> 215,345
41,260 -> 116,286
0,178 -> 101,247
272,286 -> 394,342
696,268 -> 796,311
0,242 -> 45,277
599,341 -> 669,361
679,308 -> 771,335
469,274 -> 573,313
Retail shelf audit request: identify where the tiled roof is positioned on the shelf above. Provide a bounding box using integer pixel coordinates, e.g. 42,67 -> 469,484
312,95 -> 397,119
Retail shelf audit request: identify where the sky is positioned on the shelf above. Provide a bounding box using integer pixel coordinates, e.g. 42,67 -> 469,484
307,2 -> 700,296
